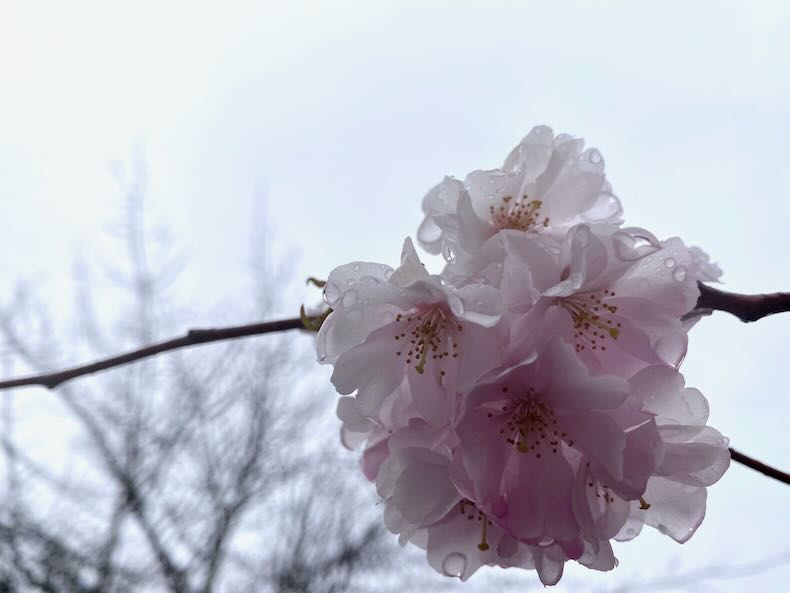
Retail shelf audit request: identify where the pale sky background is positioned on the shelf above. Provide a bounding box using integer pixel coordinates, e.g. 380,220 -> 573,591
1,1 -> 789,591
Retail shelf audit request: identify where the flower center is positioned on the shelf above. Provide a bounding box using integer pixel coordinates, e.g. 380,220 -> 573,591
489,387 -> 572,457
489,194 -> 549,232
392,308 -> 461,374
557,289 -> 621,353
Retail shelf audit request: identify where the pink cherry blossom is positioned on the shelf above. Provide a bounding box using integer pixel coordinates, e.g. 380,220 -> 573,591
452,338 -> 657,552
503,224 -> 704,374
318,238 -> 504,425
417,126 -> 622,262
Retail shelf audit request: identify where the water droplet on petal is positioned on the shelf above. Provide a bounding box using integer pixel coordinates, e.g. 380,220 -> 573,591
353,263 -> 361,271
384,269 -> 393,280
341,289 -> 358,308
441,243 -> 456,264
664,257 -> 676,268
589,148 -> 603,164
323,282 -> 340,305
417,218 -> 442,245
346,279 -> 355,287
447,294 -> 465,315
574,225 -> 591,247
673,266 -> 687,282
442,553 -> 467,578
361,275 -> 380,285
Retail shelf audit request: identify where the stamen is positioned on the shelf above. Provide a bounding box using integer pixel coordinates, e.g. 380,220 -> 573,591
478,517 -> 490,551
557,291 -> 621,353
493,388 -> 565,456
489,194 -> 549,232
639,496 -> 651,510
392,307 -> 461,375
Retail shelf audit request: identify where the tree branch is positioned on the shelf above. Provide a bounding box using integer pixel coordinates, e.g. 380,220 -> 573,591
693,282 -> 790,323
0,317 -> 307,390
729,447 -> 789,485
0,308 -> 788,486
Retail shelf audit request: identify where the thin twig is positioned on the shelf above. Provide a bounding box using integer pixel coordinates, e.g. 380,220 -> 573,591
692,282 -> 790,323
0,317 -> 307,390
729,447 -> 790,484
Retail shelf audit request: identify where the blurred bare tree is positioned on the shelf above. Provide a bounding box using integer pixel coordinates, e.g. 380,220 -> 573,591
0,154 -> 392,593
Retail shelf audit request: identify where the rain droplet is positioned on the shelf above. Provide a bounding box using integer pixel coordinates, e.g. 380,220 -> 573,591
346,279 -> 355,287
448,295 -> 465,315
417,218 -> 442,245
589,149 -> 602,164
441,243 -> 456,264
575,225 -> 591,247
384,269 -> 393,280
353,263 -> 361,271
323,282 -> 340,305
361,275 -> 380,285
664,257 -> 676,269
673,266 -> 687,282
442,553 -> 467,578
341,290 -> 358,308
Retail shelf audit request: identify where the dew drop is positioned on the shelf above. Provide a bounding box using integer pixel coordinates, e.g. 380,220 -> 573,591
673,266 -> 687,282
574,225 -> 591,247
346,279 -> 355,287
417,218 -> 442,245
589,148 -> 603,164
442,553 -> 467,578
361,275 -> 380,286
353,263 -> 361,271
441,243 -> 456,264
664,257 -> 676,269
323,282 -> 340,305
448,294 -> 465,315
341,289 -> 358,308
384,269 -> 393,280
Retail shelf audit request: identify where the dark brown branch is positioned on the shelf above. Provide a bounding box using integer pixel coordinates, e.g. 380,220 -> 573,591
0,317 -> 307,391
729,447 -> 790,485
693,282 -> 790,323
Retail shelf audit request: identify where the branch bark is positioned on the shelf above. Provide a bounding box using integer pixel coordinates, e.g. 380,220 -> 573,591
693,282 -> 790,323
0,317 -> 306,390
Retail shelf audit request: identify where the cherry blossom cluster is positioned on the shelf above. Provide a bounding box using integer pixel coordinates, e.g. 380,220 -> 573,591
316,126 -> 729,585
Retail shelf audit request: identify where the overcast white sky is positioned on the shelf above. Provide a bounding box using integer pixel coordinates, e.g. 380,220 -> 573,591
1,1 -> 789,591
